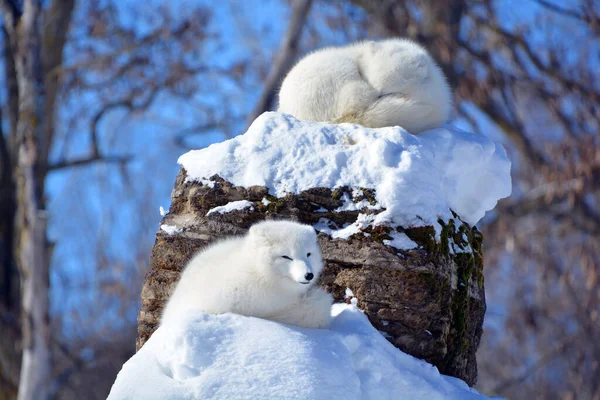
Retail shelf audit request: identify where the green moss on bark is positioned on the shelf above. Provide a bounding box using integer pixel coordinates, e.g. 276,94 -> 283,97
402,216 -> 485,372
403,225 -> 437,253
331,187 -> 349,201
264,196 -> 287,213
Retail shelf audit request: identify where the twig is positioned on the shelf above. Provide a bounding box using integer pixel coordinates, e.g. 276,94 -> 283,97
491,336 -> 573,395
0,0 -> 21,35
246,0 -> 313,125
528,0 -> 594,24
47,154 -> 132,171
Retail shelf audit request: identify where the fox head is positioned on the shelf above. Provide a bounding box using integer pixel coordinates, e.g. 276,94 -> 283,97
246,220 -> 324,291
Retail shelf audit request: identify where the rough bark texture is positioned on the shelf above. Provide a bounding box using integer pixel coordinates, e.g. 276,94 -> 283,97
13,1 -> 51,399
137,169 -> 486,386
0,1 -> 75,398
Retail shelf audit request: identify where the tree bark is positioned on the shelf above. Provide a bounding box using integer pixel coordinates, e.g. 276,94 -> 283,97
0,5 -> 22,399
0,0 -> 75,398
39,0 -> 75,181
0,103 -> 20,400
13,2 -> 51,399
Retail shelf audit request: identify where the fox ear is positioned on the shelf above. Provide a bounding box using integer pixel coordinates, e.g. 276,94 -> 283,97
366,40 -> 380,53
248,221 -> 270,240
248,222 -> 275,247
248,223 -> 263,236
304,225 -> 318,238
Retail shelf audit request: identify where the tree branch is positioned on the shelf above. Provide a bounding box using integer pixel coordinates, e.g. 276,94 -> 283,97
89,88 -> 160,158
90,102 -> 131,158
496,176 -> 600,237
2,26 -> 19,156
0,0 -> 21,35
470,13 -> 600,104
455,37 -> 548,166
47,154 -> 133,172
528,0 -> 597,24
491,335 -> 573,395
246,0 -> 313,125
39,0 -> 76,170
0,108 -> 8,172
349,0 -> 412,38
0,308 -> 21,396
456,104 -> 482,135
48,339 -> 88,400
173,122 -> 223,149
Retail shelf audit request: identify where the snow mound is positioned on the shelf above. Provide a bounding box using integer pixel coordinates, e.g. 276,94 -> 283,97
108,304 -> 488,400
179,112 -> 511,227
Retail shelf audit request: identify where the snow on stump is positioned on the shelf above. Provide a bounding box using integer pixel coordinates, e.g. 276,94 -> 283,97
137,113 -> 511,386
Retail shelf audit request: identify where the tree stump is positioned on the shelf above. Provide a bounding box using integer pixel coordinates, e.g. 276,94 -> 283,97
137,169 -> 486,386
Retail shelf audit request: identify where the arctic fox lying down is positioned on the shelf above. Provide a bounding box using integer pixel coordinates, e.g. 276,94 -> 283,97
161,220 -> 333,329
278,38 -> 451,133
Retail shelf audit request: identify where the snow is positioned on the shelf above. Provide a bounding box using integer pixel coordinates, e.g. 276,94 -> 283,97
383,231 -> 418,250
160,224 -> 182,235
108,304 -> 488,400
335,192 -> 381,212
313,214 -> 418,250
206,200 -> 254,216
159,206 -> 167,217
344,288 -> 359,306
200,179 -> 215,188
179,112 -> 511,233
313,214 -> 375,240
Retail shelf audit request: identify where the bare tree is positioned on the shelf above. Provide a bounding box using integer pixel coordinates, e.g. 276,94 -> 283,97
0,0 -> 74,398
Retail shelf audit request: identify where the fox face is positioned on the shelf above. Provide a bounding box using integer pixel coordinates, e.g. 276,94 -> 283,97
247,220 -> 324,289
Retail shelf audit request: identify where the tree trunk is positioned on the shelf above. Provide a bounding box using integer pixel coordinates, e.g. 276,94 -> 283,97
0,0 -> 75,398
137,171 -> 486,386
0,9 -> 22,400
0,110 -> 20,400
12,2 -> 51,399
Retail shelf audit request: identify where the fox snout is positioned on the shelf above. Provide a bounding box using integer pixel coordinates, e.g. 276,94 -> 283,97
290,261 -> 314,284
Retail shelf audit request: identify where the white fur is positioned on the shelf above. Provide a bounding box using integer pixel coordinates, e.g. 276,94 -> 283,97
278,38 -> 452,133
161,220 -> 333,329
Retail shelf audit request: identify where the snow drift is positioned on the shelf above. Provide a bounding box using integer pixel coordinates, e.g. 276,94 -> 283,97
108,304 -> 488,400
179,112 -> 511,229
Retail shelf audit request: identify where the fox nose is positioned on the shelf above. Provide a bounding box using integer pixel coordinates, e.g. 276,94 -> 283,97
304,272 -> 314,281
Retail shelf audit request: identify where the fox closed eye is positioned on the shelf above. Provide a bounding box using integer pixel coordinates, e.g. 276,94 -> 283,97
281,256 -> 293,260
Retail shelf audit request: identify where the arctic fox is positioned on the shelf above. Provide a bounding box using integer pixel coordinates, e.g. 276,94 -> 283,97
161,220 -> 333,329
278,38 -> 451,133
